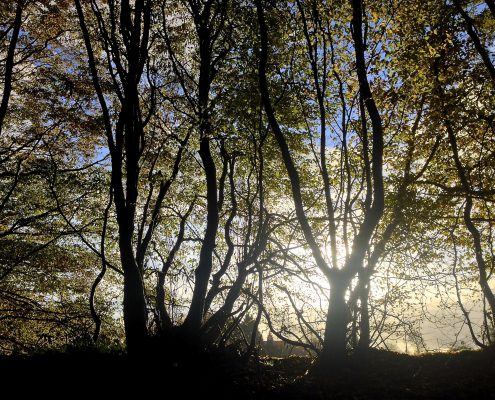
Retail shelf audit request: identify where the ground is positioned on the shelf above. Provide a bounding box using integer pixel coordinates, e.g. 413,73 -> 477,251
1,347 -> 495,398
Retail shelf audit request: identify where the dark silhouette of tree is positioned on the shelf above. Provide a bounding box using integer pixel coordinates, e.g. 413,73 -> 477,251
256,0 -> 385,368
75,0 -> 155,352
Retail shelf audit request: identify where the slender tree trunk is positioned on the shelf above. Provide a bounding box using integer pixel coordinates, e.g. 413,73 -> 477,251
446,122 -> 495,320
120,232 -> 148,353
452,237 -> 487,348
155,201 -> 192,332
203,154 -> 236,316
358,279 -> 371,351
181,1 -> 223,334
202,269 -> 248,343
156,272 -> 172,331
75,0 -> 152,353
0,2 -> 22,135
453,0 -> 495,83
255,0 -> 329,277
250,265 -> 264,353
183,137 -> 218,332
90,188 -> 113,342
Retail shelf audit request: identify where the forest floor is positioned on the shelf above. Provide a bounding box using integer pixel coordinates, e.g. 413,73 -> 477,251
1,346 -> 495,398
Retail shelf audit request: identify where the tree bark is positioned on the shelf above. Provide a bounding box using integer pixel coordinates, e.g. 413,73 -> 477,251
255,0 -> 329,279
155,202 -> 193,332
183,137 -> 218,332
0,2 -> 23,135
120,228 -> 148,353
357,280 -> 370,351
446,121 -> 495,320
90,188 -> 113,342
454,0 -> 495,83
321,275 -> 349,364
203,272 -> 248,343
180,0 -> 224,334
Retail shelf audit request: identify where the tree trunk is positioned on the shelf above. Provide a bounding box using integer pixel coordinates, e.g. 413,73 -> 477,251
202,270 -> 248,343
183,137 -> 218,332
454,0 -> 495,83
0,2 -> 22,135
120,233 -> 148,353
156,271 -> 172,332
358,280 -> 371,351
75,0 -> 152,354
320,277 -> 349,366
154,203 -> 191,332
181,2 -> 222,334
446,120 -> 495,325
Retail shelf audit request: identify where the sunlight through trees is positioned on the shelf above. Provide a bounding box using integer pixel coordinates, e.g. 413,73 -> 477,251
0,1 -> 494,377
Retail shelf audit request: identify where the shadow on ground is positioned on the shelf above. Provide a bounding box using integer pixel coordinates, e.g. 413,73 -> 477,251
1,346 -> 495,399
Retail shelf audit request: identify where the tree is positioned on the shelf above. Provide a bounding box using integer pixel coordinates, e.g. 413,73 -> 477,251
256,0 -> 387,368
75,0 -> 154,352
